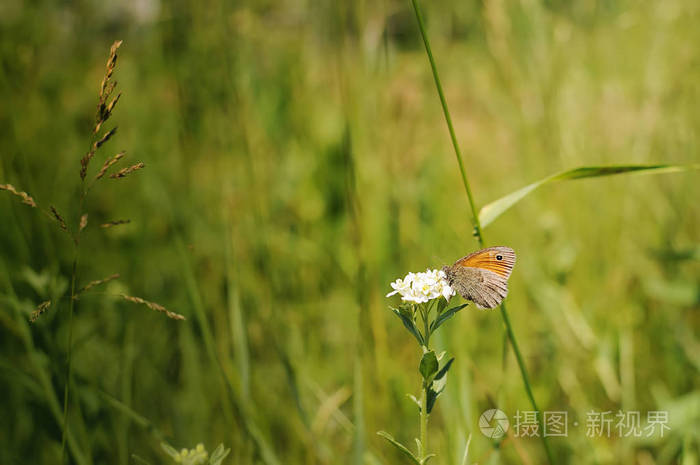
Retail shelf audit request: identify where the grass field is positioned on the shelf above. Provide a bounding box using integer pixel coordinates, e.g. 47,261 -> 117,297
1,1 -> 698,464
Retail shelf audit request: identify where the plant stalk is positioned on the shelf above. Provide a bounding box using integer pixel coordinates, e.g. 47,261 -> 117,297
61,173 -> 87,464
409,1 -> 554,462
500,302 -> 553,460
409,0 -> 482,240
61,252 -> 78,463
419,307 -> 430,461
420,381 -> 428,460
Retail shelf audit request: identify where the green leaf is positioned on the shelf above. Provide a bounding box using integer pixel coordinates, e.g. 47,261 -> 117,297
478,163 -> 700,228
390,307 -> 424,346
414,438 -> 423,458
419,351 -> 439,381
160,442 -> 179,459
422,454 -> 437,464
435,297 -> 449,315
377,431 -> 421,464
434,357 -> 454,381
430,304 -> 468,333
398,304 -> 414,321
426,385 -> 444,414
407,393 -> 421,409
424,358 -> 453,414
209,443 -> 231,465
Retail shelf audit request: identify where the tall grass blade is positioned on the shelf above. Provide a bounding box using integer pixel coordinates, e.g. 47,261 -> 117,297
479,164 -> 700,228
408,0 -> 482,239
408,1 -> 555,462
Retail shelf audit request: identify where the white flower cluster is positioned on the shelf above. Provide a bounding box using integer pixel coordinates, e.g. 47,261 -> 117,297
386,269 -> 455,303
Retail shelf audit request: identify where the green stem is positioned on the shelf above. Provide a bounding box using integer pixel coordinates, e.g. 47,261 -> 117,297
62,176 -> 87,464
61,253 -> 78,463
422,305 -> 430,348
409,1 -> 554,463
409,0 -> 482,241
500,302 -> 553,462
420,381 -> 428,460
419,308 -> 430,461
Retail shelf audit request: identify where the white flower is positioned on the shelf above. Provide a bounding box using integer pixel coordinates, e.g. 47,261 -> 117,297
438,270 -> 454,300
386,273 -> 415,298
386,268 -> 455,303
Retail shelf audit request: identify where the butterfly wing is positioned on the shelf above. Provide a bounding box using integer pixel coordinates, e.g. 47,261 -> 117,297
454,246 -> 516,279
449,247 -> 515,309
448,266 -> 508,309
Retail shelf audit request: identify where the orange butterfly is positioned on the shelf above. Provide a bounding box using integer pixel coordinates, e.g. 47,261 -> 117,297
442,246 -> 516,309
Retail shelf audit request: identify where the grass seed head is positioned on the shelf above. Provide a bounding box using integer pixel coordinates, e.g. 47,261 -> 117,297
110,162 -> 145,179
50,206 -> 68,231
95,40 -> 123,133
76,273 -> 120,297
81,127 -> 118,179
30,301 -> 52,323
121,294 -> 186,320
0,184 -> 37,207
101,219 -> 131,228
96,151 -> 125,180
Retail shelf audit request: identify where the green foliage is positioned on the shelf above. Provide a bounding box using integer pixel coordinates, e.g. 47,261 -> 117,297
384,288 -> 460,461
426,357 -> 454,415
430,304 -> 468,333
0,0 -> 698,464
376,431 -> 421,465
434,357 -> 454,383
390,305 -> 425,346
419,350 -> 439,382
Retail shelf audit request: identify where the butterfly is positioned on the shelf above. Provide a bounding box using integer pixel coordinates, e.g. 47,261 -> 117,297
441,246 -> 516,309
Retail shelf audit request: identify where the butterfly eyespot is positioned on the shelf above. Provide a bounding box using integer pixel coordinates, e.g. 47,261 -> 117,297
496,255 -> 503,260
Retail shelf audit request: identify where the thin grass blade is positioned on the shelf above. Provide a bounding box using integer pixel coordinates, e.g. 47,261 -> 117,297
479,163 -> 700,228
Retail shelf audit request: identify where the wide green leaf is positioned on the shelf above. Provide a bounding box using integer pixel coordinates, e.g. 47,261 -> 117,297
435,297 -> 449,315
434,357 -> 454,381
430,304 -> 468,333
377,431 -> 421,464
390,307 -> 424,346
426,385 -> 444,414
478,163 -> 699,228
419,351 -> 439,381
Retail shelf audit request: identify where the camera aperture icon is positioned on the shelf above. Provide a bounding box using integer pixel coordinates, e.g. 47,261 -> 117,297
479,409 -> 509,439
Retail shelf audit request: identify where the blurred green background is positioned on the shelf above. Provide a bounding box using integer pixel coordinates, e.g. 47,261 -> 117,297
1,0 -> 698,464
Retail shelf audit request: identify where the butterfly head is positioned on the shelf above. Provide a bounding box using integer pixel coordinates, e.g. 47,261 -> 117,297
441,265 -> 455,285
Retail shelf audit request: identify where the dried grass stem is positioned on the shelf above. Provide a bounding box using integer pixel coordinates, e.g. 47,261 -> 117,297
110,162 -> 144,179
30,301 -> 52,323
120,295 -> 185,320
0,184 -> 37,207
